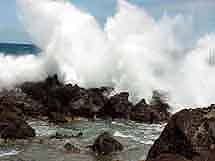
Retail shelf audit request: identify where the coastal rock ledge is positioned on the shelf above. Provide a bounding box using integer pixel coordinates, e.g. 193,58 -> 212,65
0,96 -> 36,139
18,74 -> 171,123
146,104 -> 215,161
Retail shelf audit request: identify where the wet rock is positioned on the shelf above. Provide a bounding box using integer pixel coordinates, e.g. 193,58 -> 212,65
20,75 -> 109,120
131,97 -> 171,124
92,132 -> 123,155
0,104 -> 35,139
20,74 -> 62,104
1,75 -> 171,124
68,87 -> 108,118
146,104 -> 215,161
101,92 -> 133,119
64,142 -> 81,153
50,132 -> 83,139
0,89 -> 45,118
147,153 -> 191,161
48,112 -> 68,123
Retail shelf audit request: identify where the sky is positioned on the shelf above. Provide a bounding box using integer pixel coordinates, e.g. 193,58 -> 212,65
0,0 -> 215,43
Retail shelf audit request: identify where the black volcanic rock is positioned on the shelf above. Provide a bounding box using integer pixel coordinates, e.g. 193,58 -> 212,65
100,92 -> 133,119
146,104 -> 215,161
0,75 -> 171,124
131,91 -> 171,124
92,132 -> 123,155
131,99 -> 171,124
147,153 -> 192,161
20,75 -> 109,120
68,87 -> 108,118
20,74 -> 62,104
0,96 -> 35,139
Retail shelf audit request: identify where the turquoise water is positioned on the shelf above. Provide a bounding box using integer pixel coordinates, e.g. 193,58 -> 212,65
0,43 -> 40,55
0,119 -> 164,161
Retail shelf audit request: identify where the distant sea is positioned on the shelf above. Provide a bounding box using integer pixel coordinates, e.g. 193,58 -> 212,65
0,43 -> 41,55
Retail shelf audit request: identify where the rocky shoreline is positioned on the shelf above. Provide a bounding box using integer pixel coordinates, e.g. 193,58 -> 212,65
0,74 -> 170,140
1,75 -> 215,161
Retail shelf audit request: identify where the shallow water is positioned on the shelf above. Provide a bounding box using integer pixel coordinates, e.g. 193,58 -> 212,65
0,119 -> 164,161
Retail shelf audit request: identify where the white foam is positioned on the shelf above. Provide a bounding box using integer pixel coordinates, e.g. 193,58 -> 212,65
0,0 -> 213,111
0,150 -> 20,157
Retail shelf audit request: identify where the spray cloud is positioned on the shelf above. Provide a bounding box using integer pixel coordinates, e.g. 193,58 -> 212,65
1,0 -> 215,111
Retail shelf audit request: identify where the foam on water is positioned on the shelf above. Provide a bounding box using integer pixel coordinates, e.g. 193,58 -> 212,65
0,149 -> 20,157
0,0 -> 213,111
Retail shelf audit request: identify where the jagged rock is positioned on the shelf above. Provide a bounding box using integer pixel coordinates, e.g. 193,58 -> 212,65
131,98 -> 171,124
100,92 -> 133,119
0,103 -> 35,139
20,74 -> 62,104
68,87 -> 108,118
92,132 -> 123,155
146,104 -> 215,161
0,89 -> 45,118
1,75 -> 171,124
20,75 -> 109,120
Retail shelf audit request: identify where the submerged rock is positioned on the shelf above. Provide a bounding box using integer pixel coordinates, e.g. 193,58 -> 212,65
92,132 -> 123,155
64,142 -> 81,153
147,104 -> 215,161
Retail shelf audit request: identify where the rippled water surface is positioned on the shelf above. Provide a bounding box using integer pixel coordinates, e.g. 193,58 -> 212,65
0,120 -> 165,161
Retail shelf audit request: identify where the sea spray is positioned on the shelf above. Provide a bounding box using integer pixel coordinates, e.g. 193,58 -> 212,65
1,0 -> 214,110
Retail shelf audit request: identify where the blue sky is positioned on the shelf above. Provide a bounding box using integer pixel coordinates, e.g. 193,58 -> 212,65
0,0 -> 215,43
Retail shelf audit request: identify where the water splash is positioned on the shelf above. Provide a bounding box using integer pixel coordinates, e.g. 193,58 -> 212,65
1,0 -> 214,111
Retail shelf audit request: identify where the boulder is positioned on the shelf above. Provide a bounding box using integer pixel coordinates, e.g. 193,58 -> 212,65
0,103 -> 35,139
101,92 -> 133,119
64,142 -> 81,153
92,132 -> 123,155
147,104 -> 215,161
68,87 -> 108,118
131,98 -> 171,124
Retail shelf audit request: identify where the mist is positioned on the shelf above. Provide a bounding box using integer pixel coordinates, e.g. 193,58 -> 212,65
0,0 -> 214,111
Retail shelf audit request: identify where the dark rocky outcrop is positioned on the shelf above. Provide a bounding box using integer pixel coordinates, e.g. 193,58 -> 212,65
147,153 -> 191,161
0,95 -> 35,139
20,75 -> 109,120
0,75 -> 171,125
147,104 -> 215,161
91,132 -> 123,155
131,91 -> 171,123
68,87 -> 108,118
19,77 -> 171,124
100,92 -> 133,119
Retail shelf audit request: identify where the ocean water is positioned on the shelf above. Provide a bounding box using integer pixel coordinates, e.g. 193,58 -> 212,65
0,43 -> 164,161
0,119 -> 164,161
1,0 -> 214,160
0,43 -> 40,55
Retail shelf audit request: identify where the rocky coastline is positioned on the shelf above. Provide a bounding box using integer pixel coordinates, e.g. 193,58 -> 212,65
1,75 -> 215,161
0,74 -> 170,139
